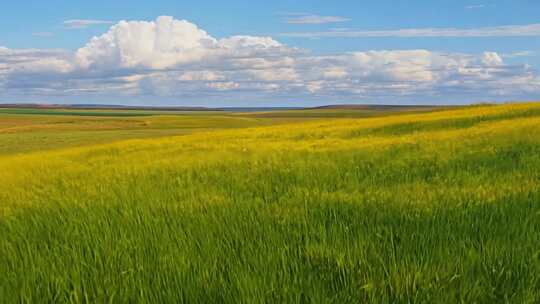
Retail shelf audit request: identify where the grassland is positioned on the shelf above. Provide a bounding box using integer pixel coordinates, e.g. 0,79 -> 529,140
1,103 -> 540,303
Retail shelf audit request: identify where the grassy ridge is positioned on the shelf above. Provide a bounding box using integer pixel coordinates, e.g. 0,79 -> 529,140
1,103 -> 540,302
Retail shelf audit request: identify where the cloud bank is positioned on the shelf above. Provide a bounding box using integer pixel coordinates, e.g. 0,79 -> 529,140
1,16 -> 539,105
282,24 -> 540,38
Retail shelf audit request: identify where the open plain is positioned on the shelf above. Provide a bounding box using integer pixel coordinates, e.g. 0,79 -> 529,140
1,103 -> 540,302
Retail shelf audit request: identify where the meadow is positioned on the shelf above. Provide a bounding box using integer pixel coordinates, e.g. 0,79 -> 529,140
1,103 -> 540,303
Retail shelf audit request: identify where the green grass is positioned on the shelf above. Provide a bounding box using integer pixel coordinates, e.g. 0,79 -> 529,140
349,106 -> 540,137
1,103 -> 540,303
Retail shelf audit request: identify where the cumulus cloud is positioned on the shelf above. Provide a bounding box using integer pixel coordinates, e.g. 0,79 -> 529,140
75,16 -> 289,70
1,16 -> 539,104
75,16 -> 215,69
481,52 -> 503,66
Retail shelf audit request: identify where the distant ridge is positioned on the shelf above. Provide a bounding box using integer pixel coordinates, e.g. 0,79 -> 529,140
0,104 -> 306,112
0,103 -> 457,112
0,103 -> 219,111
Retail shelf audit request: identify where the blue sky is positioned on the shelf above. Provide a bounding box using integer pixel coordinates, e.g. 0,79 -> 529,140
1,0 -> 539,106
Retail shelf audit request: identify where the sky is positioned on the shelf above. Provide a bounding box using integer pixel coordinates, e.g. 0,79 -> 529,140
1,0 -> 540,106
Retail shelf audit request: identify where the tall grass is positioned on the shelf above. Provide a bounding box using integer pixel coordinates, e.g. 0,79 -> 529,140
1,103 -> 540,303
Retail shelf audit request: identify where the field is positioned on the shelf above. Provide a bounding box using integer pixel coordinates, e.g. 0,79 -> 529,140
1,103 -> 540,303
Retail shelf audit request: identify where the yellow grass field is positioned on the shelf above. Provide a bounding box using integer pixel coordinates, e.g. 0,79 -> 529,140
1,103 -> 540,303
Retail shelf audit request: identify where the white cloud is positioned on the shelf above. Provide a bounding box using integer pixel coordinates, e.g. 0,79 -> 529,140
75,16 -> 217,69
75,16 -> 290,70
465,5 -> 486,9
206,81 -> 240,91
281,24 -> 540,38
1,16 -> 539,105
348,50 -> 437,82
0,48 -> 74,74
178,71 -> 224,81
481,52 -> 503,66
321,67 -> 348,79
248,68 -> 298,81
503,51 -> 536,58
64,19 -> 114,29
219,36 -> 283,49
286,14 -> 350,24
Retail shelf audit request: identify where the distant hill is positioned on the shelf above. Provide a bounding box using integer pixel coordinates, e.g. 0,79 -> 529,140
0,103 -> 219,111
0,103 -> 459,112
